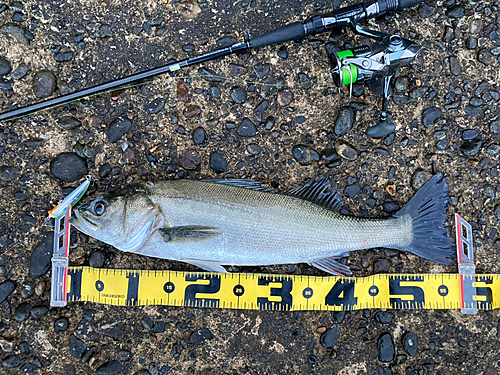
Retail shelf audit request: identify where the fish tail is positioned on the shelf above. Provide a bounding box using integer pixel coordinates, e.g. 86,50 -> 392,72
393,174 -> 455,265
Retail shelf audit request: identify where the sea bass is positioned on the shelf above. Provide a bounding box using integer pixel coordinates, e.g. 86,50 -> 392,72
70,174 -> 454,275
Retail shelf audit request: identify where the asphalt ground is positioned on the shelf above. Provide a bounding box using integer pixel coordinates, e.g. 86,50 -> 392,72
0,0 -> 499,374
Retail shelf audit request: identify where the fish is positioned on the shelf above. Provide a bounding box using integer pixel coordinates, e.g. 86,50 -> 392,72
70,174 -> 455,275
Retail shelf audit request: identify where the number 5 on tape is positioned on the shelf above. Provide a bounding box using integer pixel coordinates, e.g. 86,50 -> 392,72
455,214 -> 477,314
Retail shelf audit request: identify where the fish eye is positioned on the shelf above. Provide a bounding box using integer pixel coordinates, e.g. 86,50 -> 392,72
93,201 -> 107,216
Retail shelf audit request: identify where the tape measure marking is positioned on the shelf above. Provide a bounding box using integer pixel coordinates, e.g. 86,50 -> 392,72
65,267 -> 498,311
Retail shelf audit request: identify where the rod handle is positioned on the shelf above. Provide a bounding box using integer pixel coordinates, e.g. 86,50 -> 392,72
249,21 -> 305,49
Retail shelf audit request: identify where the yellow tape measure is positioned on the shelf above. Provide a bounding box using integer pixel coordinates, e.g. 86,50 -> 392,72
65,267 -> 498,311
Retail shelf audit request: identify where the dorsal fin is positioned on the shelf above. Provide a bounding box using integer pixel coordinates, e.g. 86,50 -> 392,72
288,177 -> 343,211
204,179 -> 274,192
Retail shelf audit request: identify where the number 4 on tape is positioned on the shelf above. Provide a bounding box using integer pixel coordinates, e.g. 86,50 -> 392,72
455,214 -> 477,314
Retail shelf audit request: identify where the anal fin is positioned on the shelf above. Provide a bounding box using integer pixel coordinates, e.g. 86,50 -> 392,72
160,226 -> 221,243
310,257 -> 352,276
181,258 -> 227,273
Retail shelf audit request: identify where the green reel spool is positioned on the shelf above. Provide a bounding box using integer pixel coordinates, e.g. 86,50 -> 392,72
335,50 -> 359,86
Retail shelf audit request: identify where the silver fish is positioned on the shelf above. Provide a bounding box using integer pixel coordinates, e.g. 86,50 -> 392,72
70,174 -> 454,275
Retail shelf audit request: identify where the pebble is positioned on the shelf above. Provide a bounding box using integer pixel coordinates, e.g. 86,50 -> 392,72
216,36 -> 237,48
466,37 -> 477,49
409,86 -> 428,99
189,328 -> 213,345
378,333 -> 395,362
463,105 -> 481,118
152,321 -> 165,333
334,107 -> 355,137
89,252 -> 105,268
29,234 -> 54,277
462,129 -> 479,140
335,141 -> 358,160
230,86 -> 247,104
298,72 -> 312,89
422,107 -> 442,127
374,259 -> 391,273
292,145 -> 319,166
229,64 -> 247,76
449,56 -> 461,75
54,317 -> 70,332
494,205 -> 500,220
237,118 -> 256,137
419,4 -> 435,18
0,24 -> 29,45
118,351 -> 130,361
478,49 -> 494,65
382,201 -> 400,213
403,332 -> 418,356
0,77 -> 13,91
57,116 -> 81,130
375,312 -> 394,324
344,184 -> 361,198
210,152 -> 228,173
192,127 -> 206,144
320,328 -> 339,348
30,305 -> 48,319
394,76 -> 408,92
210,86 -> 221,99
411,169 -> 431,190
145,97 -> 166,114
180,150 -> 201,170
460,139 -> 482,156
490,121 -> 500,134
107,117 -> 132,143
50,153 -> 88,182
254,100 -> 268,113
0,338 -> 14,352
458,337 -> 468,348
100,25 -> 112,38
0,56 -> 12,76
96,360 -> 122,375
198,67 -> 224,82
308,355 -> 317,365
253,64 -> 269,79
176,80 -> 192,103
69,335 -> 88,359
14,302 -> 31,322
2,355 -> 20,368
277,45 -> 288,59
32,70 -> 57,98
331,311 -> 345,324
0,280 -> 16,304
446,6 -> 464,18
54,51 -> 73,62
277,89 -> 293,106
183,105 -> 201,118
247,144 -> 261,155
1,166 -> 19,181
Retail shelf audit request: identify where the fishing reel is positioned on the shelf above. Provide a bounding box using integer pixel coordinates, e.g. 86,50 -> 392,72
328,24 -> 422,137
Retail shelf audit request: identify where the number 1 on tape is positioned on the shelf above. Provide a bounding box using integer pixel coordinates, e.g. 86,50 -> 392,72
455,214 -> 477,314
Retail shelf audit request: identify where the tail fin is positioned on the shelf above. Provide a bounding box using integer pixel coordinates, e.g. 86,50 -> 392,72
393,174 -> 455,265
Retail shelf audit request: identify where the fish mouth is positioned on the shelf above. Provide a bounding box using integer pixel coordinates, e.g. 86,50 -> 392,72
71,209 -> 101,230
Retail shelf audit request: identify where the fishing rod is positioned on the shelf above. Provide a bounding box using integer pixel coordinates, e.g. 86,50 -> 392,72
0,0 -> 424,137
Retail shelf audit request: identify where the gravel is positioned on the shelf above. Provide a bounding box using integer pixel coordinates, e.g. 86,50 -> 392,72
0,0 -> 498,373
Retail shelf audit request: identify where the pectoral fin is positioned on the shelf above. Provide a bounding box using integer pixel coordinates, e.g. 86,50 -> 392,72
181,258 -> 227,273
159,226 -> 222,243
310,257 -> 352,276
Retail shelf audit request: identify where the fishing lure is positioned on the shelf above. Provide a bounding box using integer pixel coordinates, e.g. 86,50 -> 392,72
0,176 -> 91,254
